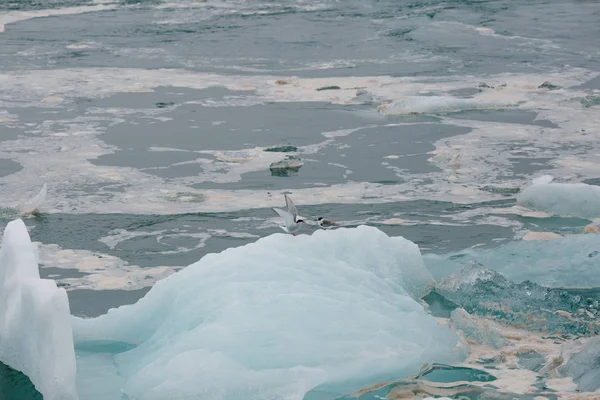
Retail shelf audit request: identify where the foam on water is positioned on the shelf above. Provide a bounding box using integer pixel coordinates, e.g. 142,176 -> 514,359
37,243 -> 181,291
0,67 -> 598,214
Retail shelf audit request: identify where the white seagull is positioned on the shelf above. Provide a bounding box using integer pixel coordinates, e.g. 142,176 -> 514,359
272,194 -> 305,236
316,217 -> 338,229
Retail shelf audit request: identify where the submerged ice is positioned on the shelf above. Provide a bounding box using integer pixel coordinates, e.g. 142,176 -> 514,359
0,221 -> 466,400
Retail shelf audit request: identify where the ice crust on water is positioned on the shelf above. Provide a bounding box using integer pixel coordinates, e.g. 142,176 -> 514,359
424,233 -> 600,288
0,219 -> 77,400
72,226 -> 464,400
517,175 -> 600,219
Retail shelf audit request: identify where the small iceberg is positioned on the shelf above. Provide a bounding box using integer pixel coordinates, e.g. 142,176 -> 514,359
17,183 -> 47,215
377,96 -> 510,115
0,220 -> 77,400
517,175 -> 600,219
269,155 -> 303,176
0,222 -> 465,400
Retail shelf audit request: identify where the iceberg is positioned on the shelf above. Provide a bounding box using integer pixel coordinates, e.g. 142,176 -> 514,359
0,221 -> 465,400
424,233 -> 600,288
435,263 -> 600,335
517,175 -> 600,219
0,219 -> 77,400
72,225 -> 463,400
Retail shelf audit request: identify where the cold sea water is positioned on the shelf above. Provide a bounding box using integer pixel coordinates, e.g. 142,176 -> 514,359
0,0 -> 600,399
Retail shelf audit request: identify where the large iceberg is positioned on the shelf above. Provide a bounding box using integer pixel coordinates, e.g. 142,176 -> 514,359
72,226 -> 463,400
424,233 -> 600,288
0,221 -> 465,400
517,175 -> 600,219
0,219 -> 77,400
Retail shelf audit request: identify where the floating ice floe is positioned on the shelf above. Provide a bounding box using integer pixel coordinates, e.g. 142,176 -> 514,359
0,220 -> 77,400
0,222 -> 465,400
517,175 -> 600,219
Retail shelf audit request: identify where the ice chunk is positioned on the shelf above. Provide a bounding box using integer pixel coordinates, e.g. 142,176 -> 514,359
0,219 -> 77,400
435,263 -> 600,335
561,336 -> 600,392
269,155 -> 303,176
377,96 -> 509,115
73,226 -> 463,400
424,233 -> 600,288
17,183 -> 47,215
517,176 -> 600,219
450,308 -> 510,349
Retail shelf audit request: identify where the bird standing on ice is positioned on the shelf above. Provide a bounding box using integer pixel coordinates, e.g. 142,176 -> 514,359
272,194 -> 305,236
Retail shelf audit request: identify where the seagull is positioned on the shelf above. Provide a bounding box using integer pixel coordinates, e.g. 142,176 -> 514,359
316,217 -> 338,229
272,194 -> 305,236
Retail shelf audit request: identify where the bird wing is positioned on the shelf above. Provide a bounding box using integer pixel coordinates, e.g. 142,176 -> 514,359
284,194 -> 298,219
272,207 -> 296,230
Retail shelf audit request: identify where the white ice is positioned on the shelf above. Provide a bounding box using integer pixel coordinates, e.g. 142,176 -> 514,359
72,226 -> 464,400
424,233 -> 600,288
0,4 -> 117,33
378,96 -> 510,115
0,219 -> 77,400
17,183 -> 47,215
517,175 -> 600,219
